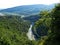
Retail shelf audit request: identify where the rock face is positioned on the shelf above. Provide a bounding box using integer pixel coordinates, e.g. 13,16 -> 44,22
27,24 -> 35,40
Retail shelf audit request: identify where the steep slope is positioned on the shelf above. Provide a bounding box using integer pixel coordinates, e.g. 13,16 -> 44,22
42,3 -> 60,45
32,4 -> 60,45
32,10 -> 51,39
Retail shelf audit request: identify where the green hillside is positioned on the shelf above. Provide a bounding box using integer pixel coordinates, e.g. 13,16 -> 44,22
0,16 -> 37,45
0,3 -> 60,45
33,3 -> 60,45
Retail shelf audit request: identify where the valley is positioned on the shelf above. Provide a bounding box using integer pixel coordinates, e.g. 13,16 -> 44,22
0,3 -> 60,45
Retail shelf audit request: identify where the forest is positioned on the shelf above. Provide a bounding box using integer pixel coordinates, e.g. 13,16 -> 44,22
0,3 -> 60,45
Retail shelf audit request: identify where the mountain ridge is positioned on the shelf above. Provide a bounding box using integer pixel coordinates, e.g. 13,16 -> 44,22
0,4 -> 55,15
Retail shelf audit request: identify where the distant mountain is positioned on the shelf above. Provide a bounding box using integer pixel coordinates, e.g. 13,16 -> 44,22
0,4 -> 55,16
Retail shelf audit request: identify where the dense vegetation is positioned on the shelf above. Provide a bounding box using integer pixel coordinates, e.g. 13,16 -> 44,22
23,15 -> 40,22
33,3 -> 60,45
0,3 -> 60,45
0,16 -> 37,45
33,10 -> 51,39
42,3 -> 60,45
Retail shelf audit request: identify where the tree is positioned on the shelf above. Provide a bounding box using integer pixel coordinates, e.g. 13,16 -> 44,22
43,3 -> 60,45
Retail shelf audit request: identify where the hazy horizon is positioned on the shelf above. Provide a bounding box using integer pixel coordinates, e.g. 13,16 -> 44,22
0,0 -> 60,9
0,4 -> 55,10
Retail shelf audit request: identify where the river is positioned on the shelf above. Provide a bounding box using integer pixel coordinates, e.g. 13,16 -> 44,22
27,23 -> 35,40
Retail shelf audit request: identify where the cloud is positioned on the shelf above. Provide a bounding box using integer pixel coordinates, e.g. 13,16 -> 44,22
0,0 -> 60,9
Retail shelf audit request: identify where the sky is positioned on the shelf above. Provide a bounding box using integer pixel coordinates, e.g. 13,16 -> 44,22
0,0 -> 60,9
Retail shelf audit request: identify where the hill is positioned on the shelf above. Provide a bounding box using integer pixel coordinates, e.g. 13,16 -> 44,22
0,4 -> 54,16
0,15 -> 38,45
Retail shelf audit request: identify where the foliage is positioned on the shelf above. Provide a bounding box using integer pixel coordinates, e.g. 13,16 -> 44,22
43,3 -> 60,45
33,10 -> 52,39
0,15 -> 36,45
37,3 -> 60,45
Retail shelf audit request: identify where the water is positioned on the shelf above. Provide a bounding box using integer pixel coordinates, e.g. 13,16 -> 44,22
27,24 -> 35,40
